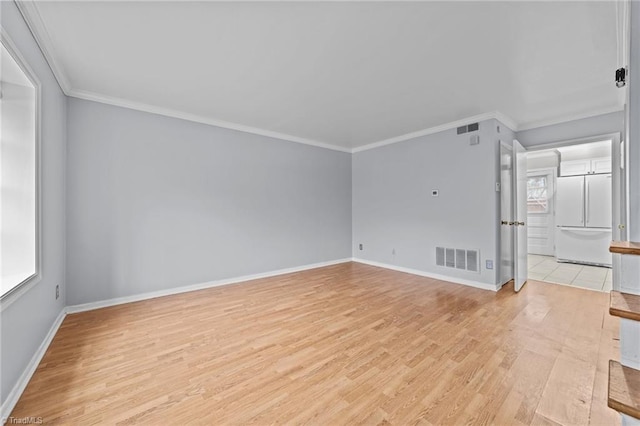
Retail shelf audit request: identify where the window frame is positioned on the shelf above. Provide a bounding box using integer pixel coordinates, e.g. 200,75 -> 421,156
1,30 -> 43,310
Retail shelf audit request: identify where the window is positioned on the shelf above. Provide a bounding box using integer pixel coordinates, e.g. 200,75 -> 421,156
527,175 -> 549,213
1,37 -> 39,299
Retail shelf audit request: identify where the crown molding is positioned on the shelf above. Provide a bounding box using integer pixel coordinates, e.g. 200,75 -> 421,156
517,105 -> 625,132
14,0 -> 72,94
351,111 -> 516,153
68,88 -> 352,153
13,0 -> 625,154
494,111 -> 519,132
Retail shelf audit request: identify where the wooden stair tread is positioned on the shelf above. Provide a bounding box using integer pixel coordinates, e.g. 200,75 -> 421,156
609,360 -> 640,419
610,241 -> 640,255
610,291 -> 640,322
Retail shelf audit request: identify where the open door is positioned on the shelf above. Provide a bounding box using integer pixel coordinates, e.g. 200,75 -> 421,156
513,139 -> 528,292
499,141 -> 514,286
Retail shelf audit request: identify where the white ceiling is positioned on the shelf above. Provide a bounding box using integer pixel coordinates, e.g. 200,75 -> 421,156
22,1 -> 623,150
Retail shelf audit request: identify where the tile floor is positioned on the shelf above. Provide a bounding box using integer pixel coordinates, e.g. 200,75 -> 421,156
528,254 -> 612,292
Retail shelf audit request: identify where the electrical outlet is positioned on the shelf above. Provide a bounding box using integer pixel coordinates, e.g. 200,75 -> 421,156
486,260 -> 493,270
359,243 -> 363,250
55,285 -> 59,300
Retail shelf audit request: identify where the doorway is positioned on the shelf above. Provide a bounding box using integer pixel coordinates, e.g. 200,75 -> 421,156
500,134 -> 624,293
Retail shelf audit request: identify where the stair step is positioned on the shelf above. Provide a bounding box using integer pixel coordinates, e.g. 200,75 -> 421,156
609,360 -> 640,420
610,291 -> 640,322
610,241 -> 640,255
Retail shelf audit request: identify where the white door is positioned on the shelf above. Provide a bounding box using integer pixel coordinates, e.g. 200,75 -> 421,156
527,169 -> 555,256
499,141 -> 514,286
556,176 -> 585,227
513,140 -> 528,292
585,174 -> 612,228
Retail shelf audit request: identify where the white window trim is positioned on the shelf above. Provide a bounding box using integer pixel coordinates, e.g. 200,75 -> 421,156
0,29 -> 43,312
526,167 -> 557,216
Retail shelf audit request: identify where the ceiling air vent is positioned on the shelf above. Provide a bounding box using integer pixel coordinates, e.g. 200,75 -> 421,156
456,122 -> 479,135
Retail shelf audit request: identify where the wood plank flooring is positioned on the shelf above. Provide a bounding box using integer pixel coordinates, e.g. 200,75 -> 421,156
10,262 -> 620,425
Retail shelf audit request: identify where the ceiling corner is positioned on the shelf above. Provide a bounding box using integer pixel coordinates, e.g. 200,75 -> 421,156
516,105 -> 625,132
493,111 -> 519,133
15,0 -> 72,95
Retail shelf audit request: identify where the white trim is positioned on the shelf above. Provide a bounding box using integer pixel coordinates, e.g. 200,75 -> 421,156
351,258 -> 499,292
352,112 -> 500,153
10,0 -> 626,155
66,88 -> 351,153
66,258 -> 352,313
13,0 -> 71,94
0,308 -> 66,421
517,106 -> 625,132
0,30 -> 43,312
15,0 -> 350,153
494,111 -> 519,132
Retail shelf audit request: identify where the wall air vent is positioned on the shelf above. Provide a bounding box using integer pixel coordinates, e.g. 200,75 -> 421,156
435,247 -> 480,273
456,122 -> 479,135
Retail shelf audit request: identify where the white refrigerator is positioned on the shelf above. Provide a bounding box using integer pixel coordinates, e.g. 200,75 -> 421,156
555,174 -> 612,266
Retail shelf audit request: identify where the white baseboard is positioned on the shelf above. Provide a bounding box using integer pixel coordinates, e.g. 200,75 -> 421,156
1,258 -> 352,419
1,308 -> 67,421
352,258 -> 499,292
1,256 -> 491,418
66,258 -> 352,314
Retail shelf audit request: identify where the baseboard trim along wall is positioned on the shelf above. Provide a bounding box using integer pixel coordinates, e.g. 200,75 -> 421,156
2,258 -> 352,417
3,256 -> 497,418
352,258 -> 500,292
1,308 -> 66,421
66,258 -> 353,314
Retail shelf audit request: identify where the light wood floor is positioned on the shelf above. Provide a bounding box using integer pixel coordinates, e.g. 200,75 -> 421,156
11,262 -> 620,425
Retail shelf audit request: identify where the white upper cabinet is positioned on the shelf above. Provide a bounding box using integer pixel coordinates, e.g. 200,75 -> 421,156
560,157 -> 611,176
591,157 -> 612,174
560,159 -> 590,176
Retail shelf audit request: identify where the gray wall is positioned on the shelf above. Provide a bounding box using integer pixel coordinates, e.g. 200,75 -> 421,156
516,111 -> 624,148
1,1 -> 67,406
352,119 -> 500,287
66,98 -> 352,305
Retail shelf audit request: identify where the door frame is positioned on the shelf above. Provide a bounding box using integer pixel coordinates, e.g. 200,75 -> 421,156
523,132 -> 624,291
513,139 -> 528,292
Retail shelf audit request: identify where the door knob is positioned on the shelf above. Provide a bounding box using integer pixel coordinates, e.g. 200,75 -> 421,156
516,221 -> 525,226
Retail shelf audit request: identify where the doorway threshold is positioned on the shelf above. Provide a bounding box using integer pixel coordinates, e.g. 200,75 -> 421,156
527,254 -> 612,292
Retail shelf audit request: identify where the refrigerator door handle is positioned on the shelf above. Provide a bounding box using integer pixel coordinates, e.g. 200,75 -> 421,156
580,179 -> 585,224
558,226 -> 612,232
585,179 -> 589,226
